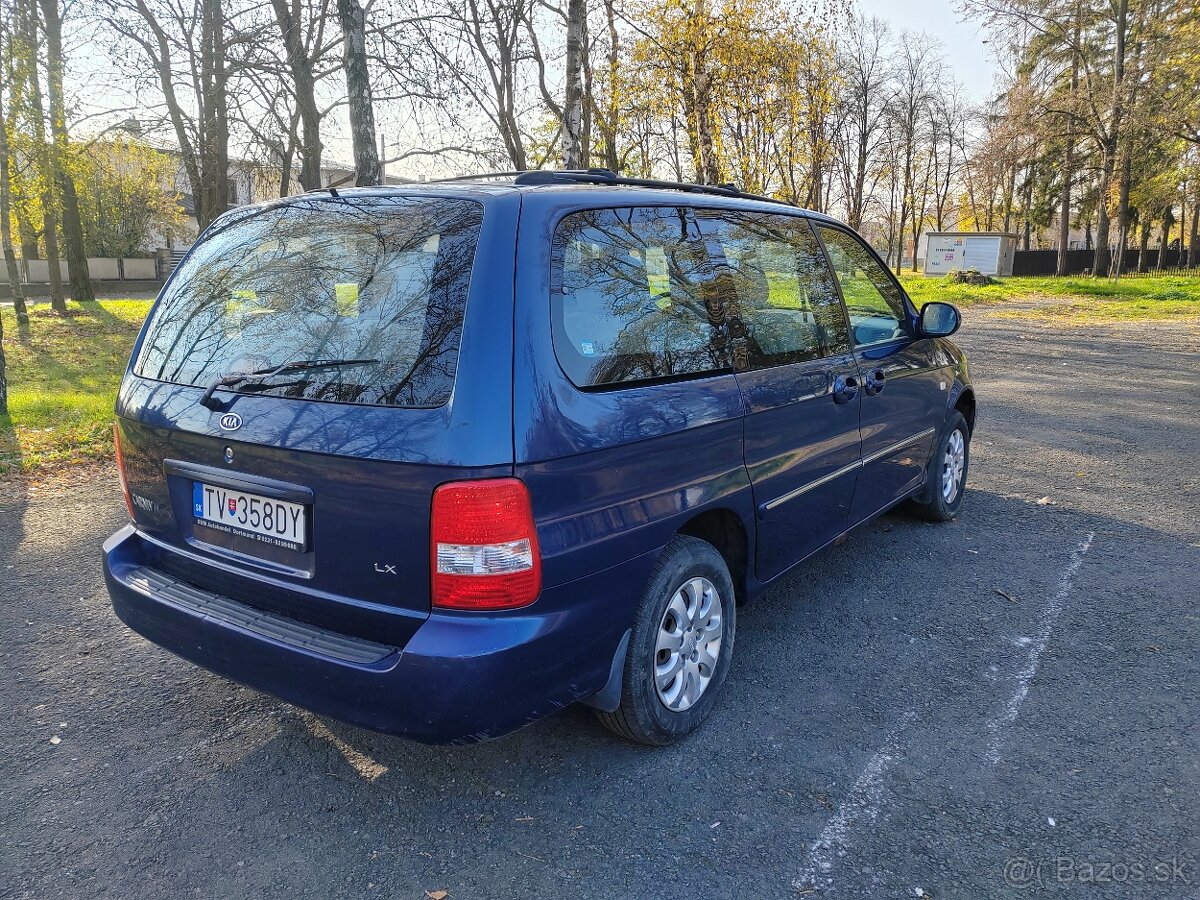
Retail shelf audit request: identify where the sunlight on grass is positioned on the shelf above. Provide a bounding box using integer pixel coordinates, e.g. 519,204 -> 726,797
898,274 -> 1200,320
1,299 -> 151,474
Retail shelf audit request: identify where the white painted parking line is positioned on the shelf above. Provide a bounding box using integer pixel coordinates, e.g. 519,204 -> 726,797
794,709 -> 917,894
986,532 -> 1095,765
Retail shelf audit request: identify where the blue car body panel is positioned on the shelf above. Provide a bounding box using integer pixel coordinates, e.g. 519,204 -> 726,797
102,182 -> 974,743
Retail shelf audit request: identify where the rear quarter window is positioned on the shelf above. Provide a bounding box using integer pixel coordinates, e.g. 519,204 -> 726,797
134,196 -> 483,408
550,206 -> 730,388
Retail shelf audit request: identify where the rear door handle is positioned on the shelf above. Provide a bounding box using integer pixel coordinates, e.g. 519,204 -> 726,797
832,374 -> 859,404
864,368 -> 886,395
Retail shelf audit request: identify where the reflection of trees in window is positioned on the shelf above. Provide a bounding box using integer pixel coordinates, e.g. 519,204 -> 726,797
553,206 -> 731,387
700,211 -> 849,366
134,197 -> 482,408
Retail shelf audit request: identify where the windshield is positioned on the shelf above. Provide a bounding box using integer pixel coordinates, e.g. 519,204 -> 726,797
134,196 -> 483,408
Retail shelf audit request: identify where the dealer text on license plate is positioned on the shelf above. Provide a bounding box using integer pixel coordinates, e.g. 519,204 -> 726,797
192,482 -> 307,551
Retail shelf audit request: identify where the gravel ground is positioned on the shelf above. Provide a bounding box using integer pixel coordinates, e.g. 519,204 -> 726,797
2,305 -> 1197,900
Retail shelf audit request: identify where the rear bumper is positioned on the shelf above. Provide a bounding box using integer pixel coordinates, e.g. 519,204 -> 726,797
103,525 -> 654,744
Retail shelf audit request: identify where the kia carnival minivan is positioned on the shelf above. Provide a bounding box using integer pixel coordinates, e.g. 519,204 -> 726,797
103,169 -> 975,745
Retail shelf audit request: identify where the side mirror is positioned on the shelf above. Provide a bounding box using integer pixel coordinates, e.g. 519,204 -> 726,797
919,301 -> 961,338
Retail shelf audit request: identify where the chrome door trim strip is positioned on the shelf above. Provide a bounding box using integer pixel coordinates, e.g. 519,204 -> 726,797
761,426 -> 937,513
860,427 -> 937,467
763,458 -> 864,512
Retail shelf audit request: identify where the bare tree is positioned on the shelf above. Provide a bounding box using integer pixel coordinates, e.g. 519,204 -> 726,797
0,16 -> 29,333
15,0 -> 65,311
105,0 -> 238,229
38,0 -> 92,300
889,33 -> 938,272
269,0 -> 327,190
337,0 -> 380,184
833,15 -> 893,230
562,0 -> 586,167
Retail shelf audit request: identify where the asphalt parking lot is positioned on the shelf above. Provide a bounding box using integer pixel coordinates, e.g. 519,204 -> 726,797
2,305 -> 1197,899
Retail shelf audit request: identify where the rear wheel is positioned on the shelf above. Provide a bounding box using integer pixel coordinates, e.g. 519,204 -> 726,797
595,535 -> 736,745
910,410 -> 970,522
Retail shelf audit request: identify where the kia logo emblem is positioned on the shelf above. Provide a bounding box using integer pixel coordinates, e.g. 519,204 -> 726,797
219,412 -> 243,431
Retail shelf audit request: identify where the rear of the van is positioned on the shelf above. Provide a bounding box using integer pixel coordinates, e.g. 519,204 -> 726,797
102,187 -> 606,743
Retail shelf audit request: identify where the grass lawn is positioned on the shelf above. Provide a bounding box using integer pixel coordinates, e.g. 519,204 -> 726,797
1,299 -> 151,474
899,273 -> 1200,321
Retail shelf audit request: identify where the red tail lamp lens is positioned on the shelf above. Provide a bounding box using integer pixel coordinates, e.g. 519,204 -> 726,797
431,478 -> 541,610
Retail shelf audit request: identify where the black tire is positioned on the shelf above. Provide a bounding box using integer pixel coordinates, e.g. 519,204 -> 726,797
595,535 -> 736,746
909,410 -> 971,522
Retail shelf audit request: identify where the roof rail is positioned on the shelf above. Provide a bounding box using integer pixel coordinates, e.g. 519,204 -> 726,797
513,169 -> 795,208
426,168 -> 796,208
428,171 -> 530,183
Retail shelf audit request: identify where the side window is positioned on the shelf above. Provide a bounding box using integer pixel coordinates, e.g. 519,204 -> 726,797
551,207 -> 729,387
818,226 -> 911,347
700,210 -> 849,369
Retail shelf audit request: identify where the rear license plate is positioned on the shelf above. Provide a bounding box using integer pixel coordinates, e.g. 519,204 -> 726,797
192,482 -> 308,552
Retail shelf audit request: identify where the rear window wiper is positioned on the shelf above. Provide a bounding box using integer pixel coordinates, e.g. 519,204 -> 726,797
198,358 -> 379,410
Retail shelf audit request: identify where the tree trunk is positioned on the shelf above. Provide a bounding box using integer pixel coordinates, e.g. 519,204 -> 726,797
579,8 -> 592,169
1096,0 -> 1129,277
271,0 -> 322,191
1156,211 -> 1170,270
1188,202 -> 1199,268
19,0 -> 65,312
1056,155 -> 1072,273
39,0 -> 92,301
337,0 -> 380,185
600,0 -> 619,171
1092,147 -> 1114,277
1136,217 -> 1150,272
690,0 -> 719,184
1057,6 -> 1081,276
561,0 -> 586,168
0,45 -> 29,331
200,0 -> 229,224
132,0 -> 206,224
1022,164 -> 1033,250
1000,163 -> 1013,232
0,286 -> 6,413
850,120 -> 868,230
1109,136 -> 1133,277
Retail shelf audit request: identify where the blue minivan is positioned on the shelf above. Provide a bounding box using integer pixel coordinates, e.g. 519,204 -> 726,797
103,170 -> 975,745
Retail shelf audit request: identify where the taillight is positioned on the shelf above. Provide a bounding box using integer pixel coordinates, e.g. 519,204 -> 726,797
113,422 -> 135,520
431,478 -> 541,610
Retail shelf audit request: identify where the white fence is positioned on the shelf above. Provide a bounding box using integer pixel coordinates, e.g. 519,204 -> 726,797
0,257 -> 161,284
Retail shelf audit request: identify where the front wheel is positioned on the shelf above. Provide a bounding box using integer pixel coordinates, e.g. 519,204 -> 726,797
595,535 -> 736,745
910,410 -> 971,522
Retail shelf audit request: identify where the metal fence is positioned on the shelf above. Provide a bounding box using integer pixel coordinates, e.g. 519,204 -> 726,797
1012,248 -> 1197,277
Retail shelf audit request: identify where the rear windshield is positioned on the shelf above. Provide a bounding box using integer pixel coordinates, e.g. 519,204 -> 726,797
134,196 -> 483,408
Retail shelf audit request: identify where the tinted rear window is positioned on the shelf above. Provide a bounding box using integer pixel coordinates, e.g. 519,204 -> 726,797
550,206 -> 729,388
134,196 -> 483,407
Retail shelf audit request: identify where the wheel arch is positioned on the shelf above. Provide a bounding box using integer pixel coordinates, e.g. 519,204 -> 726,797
677,507 -> 750,605
953,386 -> 976,434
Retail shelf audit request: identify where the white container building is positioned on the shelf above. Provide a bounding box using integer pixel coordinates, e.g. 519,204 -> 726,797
922,232 -> 1018,277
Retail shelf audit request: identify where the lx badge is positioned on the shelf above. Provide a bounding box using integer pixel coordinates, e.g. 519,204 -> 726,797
374,563 -> 397,574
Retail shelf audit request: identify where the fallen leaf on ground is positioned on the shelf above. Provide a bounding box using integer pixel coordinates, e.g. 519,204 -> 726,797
995,589 -> 1019,604
425,891 -> 449,900
1036,496 -> 1054,505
